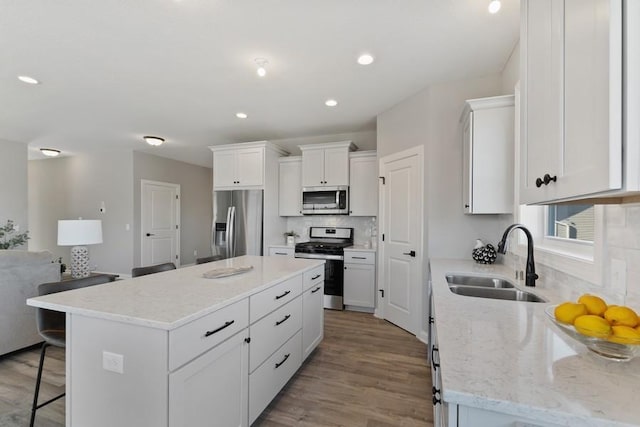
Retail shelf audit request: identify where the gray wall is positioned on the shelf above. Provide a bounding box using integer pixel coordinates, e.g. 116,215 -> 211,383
0,140 -> 28,247
133,151 -> 212,266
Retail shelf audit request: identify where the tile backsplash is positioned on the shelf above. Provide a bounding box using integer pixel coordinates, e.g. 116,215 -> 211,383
285,216 -> 376,246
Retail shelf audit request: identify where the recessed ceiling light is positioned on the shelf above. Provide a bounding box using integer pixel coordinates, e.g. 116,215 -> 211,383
236,112 -> 248,119
325,99 -> 338,107
255,58 -> 268,77
488,0 -> 501,14
357,54 -> 374,65
18,75 -> 40,85
143,136 -> 165,146
40,148 -> 60,157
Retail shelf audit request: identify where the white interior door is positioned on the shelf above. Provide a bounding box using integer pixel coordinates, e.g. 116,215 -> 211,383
141,180 -> 180,267
379,147 -> 423,335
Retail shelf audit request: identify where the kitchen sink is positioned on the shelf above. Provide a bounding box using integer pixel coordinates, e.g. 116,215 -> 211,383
448,285 -> 547,303
445,274 -> 515,289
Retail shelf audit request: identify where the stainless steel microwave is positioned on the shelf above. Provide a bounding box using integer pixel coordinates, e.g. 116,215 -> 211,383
301,186 -> 349,215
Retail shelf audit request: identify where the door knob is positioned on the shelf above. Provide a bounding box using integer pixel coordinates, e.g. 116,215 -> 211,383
403,250 -> 416,257
146,233 -> 154,237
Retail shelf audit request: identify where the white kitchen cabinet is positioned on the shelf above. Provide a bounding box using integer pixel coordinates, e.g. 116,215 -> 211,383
299,141 -> 356,187
302,282 -> 324,359
519,0 -> 640,204
278,156 -> 302,216
169,332 -> 249,427
343,250 -> 376,311
460,96 -> 514,214
349,151 -> 378,216
268,246 -> 294,257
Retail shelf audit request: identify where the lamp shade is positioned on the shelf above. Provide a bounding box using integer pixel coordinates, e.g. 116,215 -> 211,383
57,220 -> 103,246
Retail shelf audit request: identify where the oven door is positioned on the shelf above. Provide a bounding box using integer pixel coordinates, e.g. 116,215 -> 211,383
294,253 -> 344,310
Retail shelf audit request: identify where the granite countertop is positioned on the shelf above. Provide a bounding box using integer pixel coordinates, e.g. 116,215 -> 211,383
430,259 -> 640,427
27,256 -> 324,331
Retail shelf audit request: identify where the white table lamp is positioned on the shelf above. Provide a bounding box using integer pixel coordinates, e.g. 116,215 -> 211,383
58,219 -> 103,278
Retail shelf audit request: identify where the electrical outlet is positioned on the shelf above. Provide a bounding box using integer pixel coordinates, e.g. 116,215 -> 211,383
103,351 -> 124,374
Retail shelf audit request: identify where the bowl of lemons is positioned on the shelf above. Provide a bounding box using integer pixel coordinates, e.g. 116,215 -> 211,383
546,294 -> 640,361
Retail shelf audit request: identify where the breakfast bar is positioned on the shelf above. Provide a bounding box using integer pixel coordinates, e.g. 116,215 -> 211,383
27,255 -> 325,427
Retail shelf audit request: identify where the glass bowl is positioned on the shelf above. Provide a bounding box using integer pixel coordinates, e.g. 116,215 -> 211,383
545,306 -> 640,362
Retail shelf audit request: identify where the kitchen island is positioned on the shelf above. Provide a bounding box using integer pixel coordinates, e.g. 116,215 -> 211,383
27,255 -> 325,427
430,259 -> 640,427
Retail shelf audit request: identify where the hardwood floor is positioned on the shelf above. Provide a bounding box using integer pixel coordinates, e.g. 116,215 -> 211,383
0,311 -> 432,427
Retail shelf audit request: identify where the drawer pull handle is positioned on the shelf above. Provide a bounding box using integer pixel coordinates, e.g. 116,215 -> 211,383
352,256 -> 367,259
432,395 -> 442,406
311,274 -> 321,280
431,346 -> 440,368
275,314 -> 291,326
275,353 -> 290,369
275,252 -> 287,255
311,286 -> 321,294
204,320 -> 235,337
275,290 -> 291,300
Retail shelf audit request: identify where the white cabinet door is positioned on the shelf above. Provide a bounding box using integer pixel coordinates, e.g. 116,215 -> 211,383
268,247 -> 294,257
343,263 -> 375,308
323,146 -> 350,186
349,153 -> 378,216
279,158 -> 302,216
213,150 -> 237,188
302,282 -> 324,360
302,148 -> 325,187
236,147 -> 264,187
462,114 -> 472,214
169,332 -> 249,427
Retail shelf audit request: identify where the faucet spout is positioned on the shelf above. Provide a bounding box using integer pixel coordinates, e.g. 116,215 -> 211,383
497,224 -> 539,287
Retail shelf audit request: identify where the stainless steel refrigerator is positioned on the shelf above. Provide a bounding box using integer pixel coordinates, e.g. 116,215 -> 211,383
212,190 -> 263,259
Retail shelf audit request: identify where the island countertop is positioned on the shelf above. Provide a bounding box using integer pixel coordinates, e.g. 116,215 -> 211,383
431,259 -> 640,427
27,255 -> 324,331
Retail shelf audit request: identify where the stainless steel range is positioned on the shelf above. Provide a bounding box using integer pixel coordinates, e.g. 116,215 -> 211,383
294,227 -> 353,310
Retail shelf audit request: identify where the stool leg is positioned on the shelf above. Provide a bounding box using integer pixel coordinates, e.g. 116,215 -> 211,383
30,342 -> 49,427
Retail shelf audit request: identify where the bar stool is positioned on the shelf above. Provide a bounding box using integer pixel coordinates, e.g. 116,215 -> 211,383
196,255 -> 224,264
131,262 -> 176,277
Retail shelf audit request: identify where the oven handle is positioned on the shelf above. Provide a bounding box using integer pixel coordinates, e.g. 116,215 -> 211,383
294,253 -> 344,261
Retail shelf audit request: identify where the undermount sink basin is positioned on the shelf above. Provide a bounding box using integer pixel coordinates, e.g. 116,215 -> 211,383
448,284 -> 547,303
445,274 -> 515,289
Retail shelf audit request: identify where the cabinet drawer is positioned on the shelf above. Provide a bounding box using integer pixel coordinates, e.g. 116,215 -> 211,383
344,251 -> 375,264
250,275 -> 302,323
249,330 -> 302,424
169,299 -> 249,371
302,265 -> 324,292
268,247 -> 294,257
249,295 -> 302,372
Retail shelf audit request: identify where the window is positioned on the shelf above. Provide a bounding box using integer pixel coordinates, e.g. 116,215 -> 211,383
547,205 -> 594,242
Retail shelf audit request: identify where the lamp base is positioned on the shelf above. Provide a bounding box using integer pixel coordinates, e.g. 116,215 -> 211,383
70,246 -> 91,278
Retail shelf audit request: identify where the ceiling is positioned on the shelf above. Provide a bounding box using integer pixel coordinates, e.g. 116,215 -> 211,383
0,0 -> 519,168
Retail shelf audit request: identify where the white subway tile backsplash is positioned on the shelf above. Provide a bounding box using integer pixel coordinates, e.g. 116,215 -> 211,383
286,216 -> 376,246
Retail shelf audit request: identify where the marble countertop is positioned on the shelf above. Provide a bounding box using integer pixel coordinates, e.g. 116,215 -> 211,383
27,256 -> 324,331
345,245 -> 377,252
430,259 -> 640,427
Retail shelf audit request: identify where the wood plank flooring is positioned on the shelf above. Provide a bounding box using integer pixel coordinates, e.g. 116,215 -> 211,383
0,310 -> 432,427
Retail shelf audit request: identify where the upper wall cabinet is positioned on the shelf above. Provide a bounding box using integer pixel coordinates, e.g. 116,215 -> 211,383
210,141 -> 288,190
520,0 -> 640,204
349,151 -> 378,216
299,141 -> 356,187
278,156 -> 303,216
461,95 -> 514,214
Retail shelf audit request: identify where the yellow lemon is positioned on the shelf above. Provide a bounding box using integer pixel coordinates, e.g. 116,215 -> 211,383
604,306 -> 639,328
574,315 -> 612,338
577,294 -> 608,316
608,326 -> 640,345
554,302 -> 588,325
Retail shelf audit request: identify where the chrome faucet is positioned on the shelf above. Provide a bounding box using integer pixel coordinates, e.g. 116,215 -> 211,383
497,224 -> 539,287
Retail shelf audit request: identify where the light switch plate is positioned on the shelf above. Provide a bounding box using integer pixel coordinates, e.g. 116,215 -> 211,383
103,351 -> 124,374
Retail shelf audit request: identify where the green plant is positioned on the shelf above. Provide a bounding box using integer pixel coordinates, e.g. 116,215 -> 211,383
0,219 -> 29,249
283,230 -> 299,237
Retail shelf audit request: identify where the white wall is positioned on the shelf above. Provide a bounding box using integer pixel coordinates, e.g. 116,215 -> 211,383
133,151 -> 212,266
0,140 -> 28,247
501,41 -> 520,95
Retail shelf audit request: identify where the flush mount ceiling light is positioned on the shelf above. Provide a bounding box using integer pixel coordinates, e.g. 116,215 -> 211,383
18,75 -> 40,85
357,54 -> 374,65
325,99 -> 338,107
236,112 -> 248,119
255,58 -> 268,77
143,136 -> 165,146
40,148 -> 61,157
488,0 -> 501,14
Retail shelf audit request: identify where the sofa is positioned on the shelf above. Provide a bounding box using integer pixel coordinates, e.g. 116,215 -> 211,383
0,250 -> 60,356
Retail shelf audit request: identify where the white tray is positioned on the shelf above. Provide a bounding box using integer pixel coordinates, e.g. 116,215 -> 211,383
202,265 -> 254,279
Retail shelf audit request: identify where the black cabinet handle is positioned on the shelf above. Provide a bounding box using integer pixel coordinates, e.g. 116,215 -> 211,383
275,252 -> 287,255
275,314 -> 291,326
379,289 -> 384,298
464,204 -> 470,208
244,337 -> 251,344
352,256 -> 367,260
204,320 -> 235,337
311,286 -> 321,293
432,386 -> 441,397
311,274 -> 321,280
403,250 -> 416,257
432,395 -> 442,405
535,177 -> 544,188
275,353 -> 290,369
429,316 -> 434,325
431,346 -> 440,368
275,290 -> 291,300
146,233 -> 154,236
543,173 -> 557,185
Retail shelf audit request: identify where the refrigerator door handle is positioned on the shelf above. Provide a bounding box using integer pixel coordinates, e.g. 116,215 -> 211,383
225,206 -> 232,258
228,206 -> 236,258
